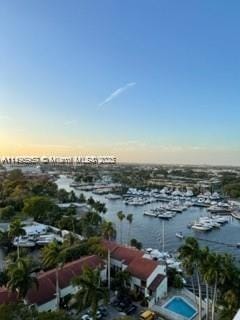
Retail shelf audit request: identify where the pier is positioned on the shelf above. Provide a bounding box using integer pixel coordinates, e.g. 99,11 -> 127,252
196,237 -> 239,248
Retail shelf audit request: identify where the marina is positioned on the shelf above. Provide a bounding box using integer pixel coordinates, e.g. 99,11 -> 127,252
56,175 -> 240,261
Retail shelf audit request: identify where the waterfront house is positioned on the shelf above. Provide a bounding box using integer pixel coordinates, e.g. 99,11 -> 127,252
103,241 -> 168,307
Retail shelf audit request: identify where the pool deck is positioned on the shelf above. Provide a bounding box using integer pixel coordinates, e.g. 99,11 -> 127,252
152,288 -> 206,320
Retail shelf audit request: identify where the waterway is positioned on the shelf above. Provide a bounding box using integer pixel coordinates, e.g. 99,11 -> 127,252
56,175 -> 240,261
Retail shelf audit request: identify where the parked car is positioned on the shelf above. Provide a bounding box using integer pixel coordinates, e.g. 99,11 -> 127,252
98,306 -> 108,317
87,310 -> 102,319
111,298 -> 121,307
95,311 -> 103,319
81,315 -> 93,320
125,304 -> 137,315
113,295 -> 133,312
116,301 -> 129,312
139,310 -> 156,320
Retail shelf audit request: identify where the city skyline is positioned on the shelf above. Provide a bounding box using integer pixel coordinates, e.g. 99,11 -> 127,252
1,1 -> 240,165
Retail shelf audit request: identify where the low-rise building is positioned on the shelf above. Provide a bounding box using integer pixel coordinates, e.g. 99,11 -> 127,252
103,241 -> 167,306
0,255 -> 106,312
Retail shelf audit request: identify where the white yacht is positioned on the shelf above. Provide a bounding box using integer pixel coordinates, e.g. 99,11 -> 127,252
199,217 -> 220,228
212,215 -> 229,224
143,211 -> 158,217
210,192 -> 220,200
105,194 -> 121,200
13,236 -> 36,248
166,258 -> 183,272
185,190 -> 193,197
231,211 -> 240,220
158,212 -> 174,219
208,205 -> 231,214
192,223 -> 212,231
36,234 -> 56,245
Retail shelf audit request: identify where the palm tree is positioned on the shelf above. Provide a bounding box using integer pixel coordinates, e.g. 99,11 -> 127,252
42,241 -> 64,309
205,253 -> 233,320
8,219 -> 26,260
220,289 -> 239,320
117,211 -> 125,244
72,266 -> 108,320
88,210 -> 102,226
63,232 -> 80,247
179,237 -> 202,320
94,201 -> 107,215
0,230 -> 11,250
126,214 -> 133,245
203,252 -> 222,320
101,221 -> 116,290
69,190 -> 77,202
6,258 -> 38,301
200,247 -> 210,320
79,193 -> 86,203
112,270 -> 130,295
87,237 -> 107,258
101,221 -> 116,241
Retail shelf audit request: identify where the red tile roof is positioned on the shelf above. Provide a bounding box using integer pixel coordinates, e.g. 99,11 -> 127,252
102,241 -> 165,282
26,255 -> 103,306
0,288 -> 17,304
111,246 -> 144,265
102,240 -> 144,265
126,257 -> 159,281
102,240 -> 119,252
148,274 -> 166,291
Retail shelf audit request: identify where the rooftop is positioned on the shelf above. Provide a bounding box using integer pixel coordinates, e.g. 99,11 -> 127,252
0,255 -> 104,306
103,240 -> 164,281
103,240 -> 144,265
27,255 -> 104,305
127,257 -> 160,281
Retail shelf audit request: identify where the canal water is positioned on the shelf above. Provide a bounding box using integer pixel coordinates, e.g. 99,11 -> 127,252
56,175 -> 240,261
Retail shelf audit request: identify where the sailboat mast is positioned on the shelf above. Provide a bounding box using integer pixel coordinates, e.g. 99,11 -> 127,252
162,220 -> 165,252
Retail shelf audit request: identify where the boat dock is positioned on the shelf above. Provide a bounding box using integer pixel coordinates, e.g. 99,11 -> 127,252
195,237 -> 239,248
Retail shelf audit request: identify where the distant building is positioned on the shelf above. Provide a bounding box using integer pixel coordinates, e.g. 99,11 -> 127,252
57,203 -> 90,216
3,165 -> 42,175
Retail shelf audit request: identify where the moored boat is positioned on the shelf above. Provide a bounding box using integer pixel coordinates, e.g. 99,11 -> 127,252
143,211 -> 158,217
105,194 -> 121,200
192,223 -> 212,231
13,236 -> 36,248
158,212 -> 174,219
231,211 -> 240,220
36,234 -> 56,246
176,232 -> 184,239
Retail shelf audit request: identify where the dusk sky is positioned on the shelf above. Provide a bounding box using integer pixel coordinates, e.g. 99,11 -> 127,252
1,1 -> 240,165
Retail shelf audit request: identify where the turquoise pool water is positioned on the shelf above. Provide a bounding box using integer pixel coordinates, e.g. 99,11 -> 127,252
163,296 -> 197,319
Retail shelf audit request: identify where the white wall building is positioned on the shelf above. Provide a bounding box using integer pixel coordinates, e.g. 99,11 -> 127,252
103,241 -> 167,307
0,255 -> 106,312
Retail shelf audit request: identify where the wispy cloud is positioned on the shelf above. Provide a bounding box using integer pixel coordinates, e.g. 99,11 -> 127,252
64,120 -> 77,126
98,82 -> 136,107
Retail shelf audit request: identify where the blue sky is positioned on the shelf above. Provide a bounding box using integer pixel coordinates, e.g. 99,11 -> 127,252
0,1 -> 240,164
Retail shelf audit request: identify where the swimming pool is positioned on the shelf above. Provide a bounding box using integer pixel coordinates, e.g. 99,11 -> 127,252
163,296 -> 197,319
